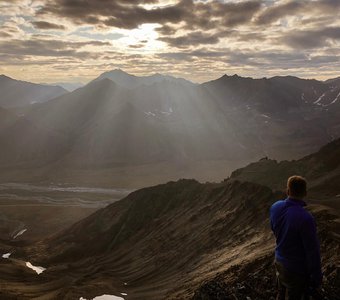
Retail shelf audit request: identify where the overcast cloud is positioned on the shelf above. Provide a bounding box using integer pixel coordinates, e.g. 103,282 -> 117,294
0,0 -> 339,83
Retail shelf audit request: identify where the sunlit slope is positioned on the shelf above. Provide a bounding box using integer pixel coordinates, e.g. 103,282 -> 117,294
21,74 -> 340,165
22,180 -> 276,299
1,72 -> 340,185
21,78 -> 253,166
39,139 -> 340,299
230,137 -> 340,201
1,139 -> 339,299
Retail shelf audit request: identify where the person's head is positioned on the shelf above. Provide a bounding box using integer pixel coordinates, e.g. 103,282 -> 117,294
286,175 -> 307,199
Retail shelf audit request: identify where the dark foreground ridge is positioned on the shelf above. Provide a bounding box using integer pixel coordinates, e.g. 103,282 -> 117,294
0,139 -> 340,299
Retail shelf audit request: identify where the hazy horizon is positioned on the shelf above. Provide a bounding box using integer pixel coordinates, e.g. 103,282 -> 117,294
2,68 -> 340,87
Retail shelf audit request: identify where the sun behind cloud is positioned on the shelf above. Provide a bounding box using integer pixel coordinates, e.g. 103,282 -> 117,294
0,0 -> 339,83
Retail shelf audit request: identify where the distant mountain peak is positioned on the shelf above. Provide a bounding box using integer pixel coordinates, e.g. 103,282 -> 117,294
100,68 -> 136,77
93,69 -> 194,89
0,74 -> 68,108
210,74 -> 247,84
220,74 -> 243,80
107,68 -> 126,73
88,77 -> 118,89
0,74 -> 13,80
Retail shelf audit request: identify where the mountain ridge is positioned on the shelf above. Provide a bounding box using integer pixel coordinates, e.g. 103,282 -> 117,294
93,68 -> 195,89
1,138 -> 338,299
230,137 -> 340,203
4,71 -> 340,90
0,74 -> 68,108
1,71 -> 340,186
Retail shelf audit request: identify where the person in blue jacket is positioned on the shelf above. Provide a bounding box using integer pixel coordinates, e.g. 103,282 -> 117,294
270,175 -> 322,300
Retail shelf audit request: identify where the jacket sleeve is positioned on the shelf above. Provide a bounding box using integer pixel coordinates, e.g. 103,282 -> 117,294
300,213 -> 323,287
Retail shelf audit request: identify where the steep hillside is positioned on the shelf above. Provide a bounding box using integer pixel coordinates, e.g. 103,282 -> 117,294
0,75 -> 67,108
2,179 -> 278,299
1,139 -> 340,299
204,74 -> 340,154
1,72 -> 340,186
7,78 -> 255,176
203,75 -> 340,113
230,138 -> 340,203
1,180 -> 339,299
14,74 -> 340,165
0,107 -> 69,166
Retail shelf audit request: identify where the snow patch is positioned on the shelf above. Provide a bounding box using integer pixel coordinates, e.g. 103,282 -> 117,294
144,111 -> 156,117
328,91 -> 340,105
2,253 -> 11,259
314,92 -> 326,104
25,262 -> 46,274
94,296 -> 124,300
13,228 -> 27,239
80,295 -> 125,300
260,114 -> 271,119
145,108 -> 172,117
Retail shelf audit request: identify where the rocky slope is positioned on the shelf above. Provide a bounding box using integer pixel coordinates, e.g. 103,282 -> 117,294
230,138 -> 340,205
1,139 -> 339,299
1,181 -> 338,299
1,179 -> 279,299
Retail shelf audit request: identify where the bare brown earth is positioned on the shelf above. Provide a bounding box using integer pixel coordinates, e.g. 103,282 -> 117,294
191,203 -> 340,300
0,139 -> 339,300
0,179 -> 339,300
0,180 -> 279,299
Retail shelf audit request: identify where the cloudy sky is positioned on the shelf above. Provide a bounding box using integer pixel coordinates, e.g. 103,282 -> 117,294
0,0 -> 340,84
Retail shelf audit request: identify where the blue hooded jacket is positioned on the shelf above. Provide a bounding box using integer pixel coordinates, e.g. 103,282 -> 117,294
270,197 -> 322,286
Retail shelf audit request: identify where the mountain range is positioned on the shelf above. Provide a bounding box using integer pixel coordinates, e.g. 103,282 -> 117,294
0,75 -> 67,108
93,68 -> 194,88
46,81 -> 84,92
1,137 -> 339,299
1,70 -> 340,187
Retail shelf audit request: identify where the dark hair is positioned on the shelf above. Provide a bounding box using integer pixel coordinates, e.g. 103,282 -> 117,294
287,175 -> 307,198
